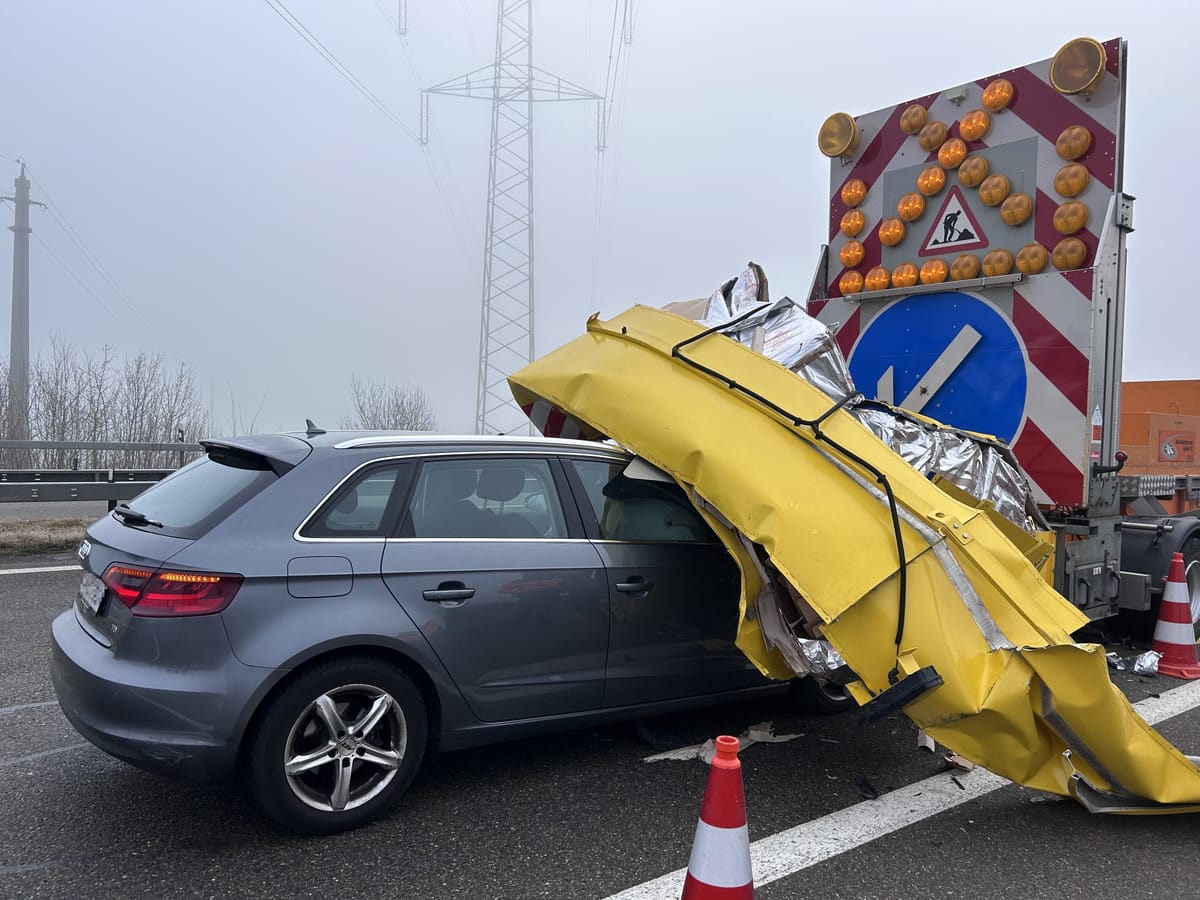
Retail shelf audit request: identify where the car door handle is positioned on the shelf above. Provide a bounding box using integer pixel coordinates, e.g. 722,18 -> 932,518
423,584 -> 476,603
615,577 -> 654,594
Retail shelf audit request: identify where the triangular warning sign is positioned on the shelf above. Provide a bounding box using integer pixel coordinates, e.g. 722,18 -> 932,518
920,185 -> 988,256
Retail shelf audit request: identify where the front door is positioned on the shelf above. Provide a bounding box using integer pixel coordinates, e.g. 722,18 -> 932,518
564,458 -> 763,707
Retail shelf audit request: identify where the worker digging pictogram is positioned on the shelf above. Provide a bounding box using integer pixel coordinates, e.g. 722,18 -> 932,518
920,186 -> 987,254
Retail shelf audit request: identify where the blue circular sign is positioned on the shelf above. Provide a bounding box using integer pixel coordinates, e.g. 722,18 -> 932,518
848,292 -> 1027,442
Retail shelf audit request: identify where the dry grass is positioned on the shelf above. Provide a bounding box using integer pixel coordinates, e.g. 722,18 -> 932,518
0,518 -> 91,556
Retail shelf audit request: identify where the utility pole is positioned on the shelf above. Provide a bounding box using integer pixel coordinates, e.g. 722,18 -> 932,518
423,0 -> 600,435
3,162 -> 44,456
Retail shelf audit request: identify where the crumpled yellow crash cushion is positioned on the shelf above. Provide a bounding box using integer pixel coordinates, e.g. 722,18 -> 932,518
509,305 -> 1200,814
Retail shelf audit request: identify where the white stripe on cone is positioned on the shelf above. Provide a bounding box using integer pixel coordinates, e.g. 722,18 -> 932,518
686,820 -> 753,889
1154,616 -> 1196,648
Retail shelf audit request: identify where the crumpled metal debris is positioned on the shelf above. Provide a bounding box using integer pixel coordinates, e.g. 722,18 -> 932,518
1107,650 -> 1162,675
696,265 -> 1041,531
643,721 -> 803,764
798,638 -> 846,675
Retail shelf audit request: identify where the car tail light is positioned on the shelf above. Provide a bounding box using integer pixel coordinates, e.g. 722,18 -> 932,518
101,563 -> 244,617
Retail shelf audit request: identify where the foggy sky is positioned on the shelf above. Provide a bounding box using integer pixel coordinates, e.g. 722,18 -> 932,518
1,0 -> 1195,436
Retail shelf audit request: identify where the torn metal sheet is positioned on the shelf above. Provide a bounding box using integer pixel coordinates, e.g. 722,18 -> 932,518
509,302 -> 1200,814
644,721 -> 803,764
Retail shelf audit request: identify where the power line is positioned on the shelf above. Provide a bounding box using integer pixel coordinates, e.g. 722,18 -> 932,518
262,0 -> 470,254
31,232 -> 120,320
590,0 -> 637,303
24,167 -> 141,317
262,0 -> 418,141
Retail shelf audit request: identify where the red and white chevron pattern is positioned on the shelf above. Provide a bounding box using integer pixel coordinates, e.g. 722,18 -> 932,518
808,39 -> 1124,506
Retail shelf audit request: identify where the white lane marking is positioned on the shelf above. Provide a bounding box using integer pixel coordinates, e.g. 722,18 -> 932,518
0,700 -> 58,716
604,680 -> 1200,900
0,743 -> 89,768
0,564 -> 79,576
0,862 -> 55,875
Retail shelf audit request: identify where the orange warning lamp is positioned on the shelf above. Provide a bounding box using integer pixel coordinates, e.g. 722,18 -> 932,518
919,259 -> 948,284
937,138 -> 968,169
1050,37 -> 1107,95
839,240 -> 866,267
1054,162 -> 1090,198
892,262 -> 919,288
840,209 -> 867,238
917,166 -> 946,196
900,104 -> 928,135
982,78 -> 1014,112
978,174 -> 1012,207
1056,126 -> 1092,160
839,270 -> 865,294
982,249 -> 1014,276
950,254 -> 981,280
918,121 -> 948,152
897,192 -> 926,222
1000,192 -> 1033,226
879,218 -> 906,247
864,266 -> 891,291
1016,242 -> 1050,275
820,112 -> 861,158
1053,200 -> 1089,234
1052,237 -> 1088,270
959,109 -> 991,141
841,178 -> 868,207
958,156 -> 989,188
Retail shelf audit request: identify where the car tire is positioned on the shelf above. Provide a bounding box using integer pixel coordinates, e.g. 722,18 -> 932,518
245,656 -> 427,834
791,675 -> 855,715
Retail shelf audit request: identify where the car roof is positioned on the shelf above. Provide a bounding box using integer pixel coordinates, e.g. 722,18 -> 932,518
282,430 -> 625,456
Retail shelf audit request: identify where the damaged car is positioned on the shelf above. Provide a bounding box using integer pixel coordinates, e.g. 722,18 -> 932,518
51,428 -> 847,834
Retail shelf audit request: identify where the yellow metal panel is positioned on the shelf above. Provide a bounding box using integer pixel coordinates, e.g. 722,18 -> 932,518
511,305 -> 1200,813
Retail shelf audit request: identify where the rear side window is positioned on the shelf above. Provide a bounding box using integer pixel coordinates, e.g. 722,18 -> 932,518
303,465 -> 406,539
406,458 -> 566,539
126,450 -> 277,538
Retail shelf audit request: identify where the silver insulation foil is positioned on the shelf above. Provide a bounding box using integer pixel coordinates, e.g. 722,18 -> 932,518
696,265 -> 1040,531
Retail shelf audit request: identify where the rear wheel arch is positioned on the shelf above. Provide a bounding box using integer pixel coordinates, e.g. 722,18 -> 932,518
237,644 -> 443,767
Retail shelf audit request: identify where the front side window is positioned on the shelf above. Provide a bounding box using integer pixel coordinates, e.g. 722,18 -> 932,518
407,457 -> 567,539
567,459 -> 714,543
303,465 -> 405,538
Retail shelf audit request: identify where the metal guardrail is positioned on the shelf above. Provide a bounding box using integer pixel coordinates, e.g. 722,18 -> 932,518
0,469 -> 177,503
0,440 -> 201,504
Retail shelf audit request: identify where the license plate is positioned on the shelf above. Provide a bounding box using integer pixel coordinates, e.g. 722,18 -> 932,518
78,572 -> 106,615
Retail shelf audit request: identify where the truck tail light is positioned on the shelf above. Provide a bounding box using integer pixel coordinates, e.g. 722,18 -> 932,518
102,563 -> 243,617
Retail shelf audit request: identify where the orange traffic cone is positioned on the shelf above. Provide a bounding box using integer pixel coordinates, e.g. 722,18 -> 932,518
681,735 -> 753,899
1151,552 -> 1200,680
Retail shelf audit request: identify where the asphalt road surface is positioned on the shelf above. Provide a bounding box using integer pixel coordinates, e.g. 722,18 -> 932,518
4,555 -> 1200,899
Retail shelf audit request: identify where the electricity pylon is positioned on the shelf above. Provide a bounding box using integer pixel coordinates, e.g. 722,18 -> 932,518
422,0 -> 599,435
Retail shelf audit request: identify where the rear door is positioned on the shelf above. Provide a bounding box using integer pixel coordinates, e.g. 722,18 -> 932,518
562,457 -> 764,707
381,454 -> 610,723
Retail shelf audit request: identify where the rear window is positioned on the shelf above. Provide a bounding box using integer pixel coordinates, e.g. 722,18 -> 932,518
123,449 -> 277,538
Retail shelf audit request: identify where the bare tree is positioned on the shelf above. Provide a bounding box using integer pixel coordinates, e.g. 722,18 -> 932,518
338,376 -> 436,432
1,339 -> 211,468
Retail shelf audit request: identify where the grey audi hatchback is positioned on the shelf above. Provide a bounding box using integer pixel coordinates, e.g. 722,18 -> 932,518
51,428 -> 844,833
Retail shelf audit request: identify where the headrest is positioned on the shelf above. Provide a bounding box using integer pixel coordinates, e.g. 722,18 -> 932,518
476,467 -> 526,502
426,466 -> 478,501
